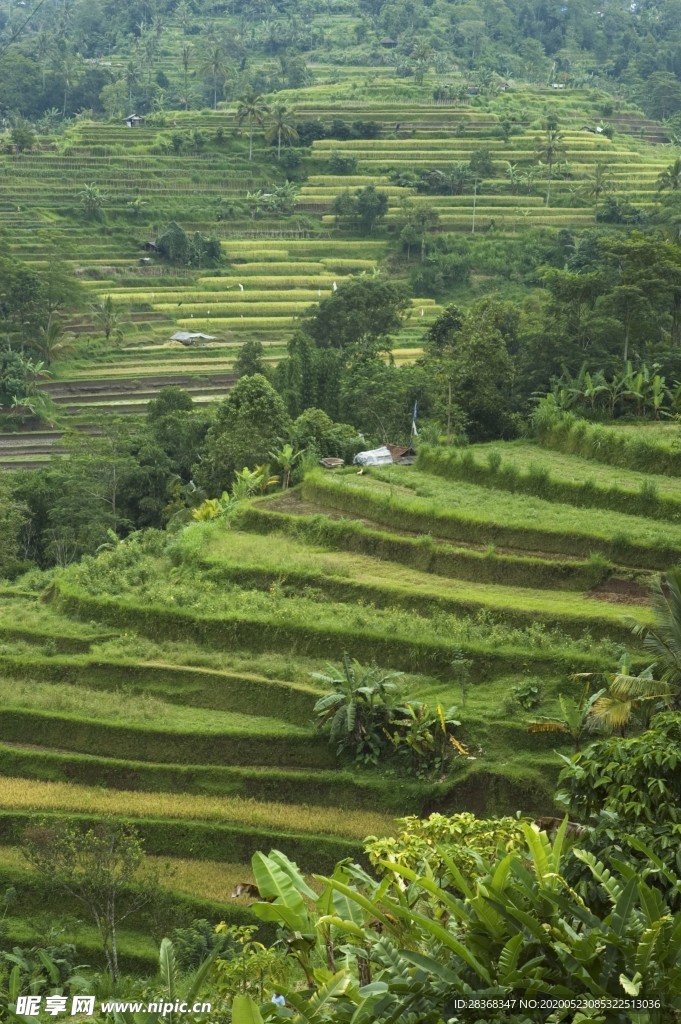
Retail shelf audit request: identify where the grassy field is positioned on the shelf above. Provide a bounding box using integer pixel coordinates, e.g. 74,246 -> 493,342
301,467 -> 681,567
470,440 -> 681,498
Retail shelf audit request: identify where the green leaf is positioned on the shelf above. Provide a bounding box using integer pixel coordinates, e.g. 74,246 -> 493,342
387,903 -> 491,983
635,921 -> 664,976
232,994 -> 265,1024
619,972 -> 642,997
610,877 -> 639,937
251,851 -> 310,930
185,937 -> 226,1005
159,938 -> 177,1002
498,933 -> 523,982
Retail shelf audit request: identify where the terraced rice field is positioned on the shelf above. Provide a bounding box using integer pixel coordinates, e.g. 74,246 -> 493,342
2,431 -> 677,954
0,79 -> 673,465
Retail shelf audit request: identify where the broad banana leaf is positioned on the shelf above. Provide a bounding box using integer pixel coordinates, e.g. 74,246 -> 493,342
232,994 -> 265,1024
159,938 -> 177,1003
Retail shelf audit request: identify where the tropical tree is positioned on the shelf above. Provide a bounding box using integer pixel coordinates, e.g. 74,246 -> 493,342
199,40 -> 230,110
266,102 -> 298,160
528,681 -> 604,750
191,493 -> 232,521
428,163 -> 471,196
231,464 -> 277,500
21,821 -> 151,981
657,156 -> 681,192
534,118 -> 566,207
30,314 -> 74,367
312,656 -> 404,765
629,569 -> 681,700
78,183 -> 108,221
583,658 -> 672,735
196,373 -> 290,493
268,442 -> 304,489
51,48 -> 81,117
575,162 -> 614,218
123,60 -> 141,108
233,823 -> 681,1022
237,92 -> 270,160
180,45 -> 193,110
387,700 -> 466,770
89,295 -> 125,343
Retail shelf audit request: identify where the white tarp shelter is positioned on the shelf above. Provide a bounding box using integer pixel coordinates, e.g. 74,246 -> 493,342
353,446 -> 394,466
171,331 -> 216,342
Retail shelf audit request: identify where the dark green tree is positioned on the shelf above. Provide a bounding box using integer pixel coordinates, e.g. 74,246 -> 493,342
234,339 -> 267,377
195,374 -> 290,494
304,277 -> 411,356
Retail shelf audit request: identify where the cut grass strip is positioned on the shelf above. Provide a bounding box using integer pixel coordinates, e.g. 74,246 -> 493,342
0,777 -> 395,840
0,675 -> 309,735
0,705 -> 333,769
0,654 -> 319,723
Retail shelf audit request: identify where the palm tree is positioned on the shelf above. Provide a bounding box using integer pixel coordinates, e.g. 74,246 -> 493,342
586,660 -> 672,735
534,119 -> 566,207
199,40 -> 229,110
657,157 -> 681,192
630,569 -> 681,702
576,162 -> 614,219
237,92 -> 270,161
180,45 -> 193,110
90,296 -> 125,343
31,315 -> 74,367
265,103 -> 298,160
123,61 -> 141,109
51,49 -> 82,118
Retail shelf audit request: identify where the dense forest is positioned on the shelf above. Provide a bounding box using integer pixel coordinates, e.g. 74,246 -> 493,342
4,0 -> 681,120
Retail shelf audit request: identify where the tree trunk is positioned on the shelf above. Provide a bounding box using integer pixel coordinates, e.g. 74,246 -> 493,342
277,127 -> 282,160
249,129 -> 253,160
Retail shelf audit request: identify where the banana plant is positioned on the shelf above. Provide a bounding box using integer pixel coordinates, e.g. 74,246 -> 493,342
112,937 -> 223,1024
527,681 -> 605,750
249,850 -> 322,987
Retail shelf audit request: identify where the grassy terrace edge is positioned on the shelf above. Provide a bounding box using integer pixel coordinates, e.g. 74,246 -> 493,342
418,445 -> 681,524
301,472 -> 679,569
236,503 -> 613,591
0,654 -> 319,724
51,580 -> 627,679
